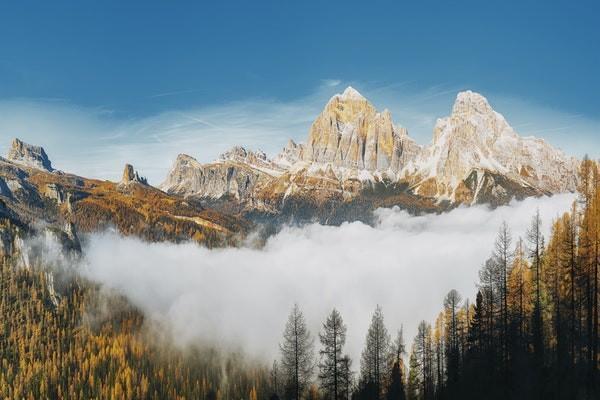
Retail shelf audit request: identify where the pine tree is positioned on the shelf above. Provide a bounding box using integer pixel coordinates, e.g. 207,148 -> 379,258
479,258 -> 499,357
360,306 -> 391,400
508,237 -> 531,348
493,222 -> 513,369
443,289 -> 463,392
414,321 -> 433,400
386,360 -> 407,400
318,308 -> 347,400
271,360 -> 282,399
387,327 -> 407,400
468,291 -> 485,354
527,209 -> 545,367
406,344 -> 421,400
432,313 -> 445,395
280,304 -> 315,400
339,355 -> 353,400
392,327 -> 406,371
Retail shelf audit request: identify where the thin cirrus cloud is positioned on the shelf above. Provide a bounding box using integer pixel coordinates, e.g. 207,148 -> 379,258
79,193 -> 575,366
0,81 -> 598,184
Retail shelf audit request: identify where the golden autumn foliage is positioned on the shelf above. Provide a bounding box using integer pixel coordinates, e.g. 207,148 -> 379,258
27,169 -> 248,248
0,258 -> 269,400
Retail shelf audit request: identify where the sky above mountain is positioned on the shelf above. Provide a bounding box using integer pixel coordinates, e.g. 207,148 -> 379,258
0,1 -> 598,183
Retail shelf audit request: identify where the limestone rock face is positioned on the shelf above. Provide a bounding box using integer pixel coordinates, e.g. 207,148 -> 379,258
160,87 -> 579,219
409,91 -> 578,202
303,86 -> 420,173
7,138 -> 53,171
159,151 -> 277,205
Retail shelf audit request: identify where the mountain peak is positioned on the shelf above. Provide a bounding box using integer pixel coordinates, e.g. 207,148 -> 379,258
7,138 -> 53,171
303,85 -> 419,172
452,90 -> 493,116
339,86 -> 366,101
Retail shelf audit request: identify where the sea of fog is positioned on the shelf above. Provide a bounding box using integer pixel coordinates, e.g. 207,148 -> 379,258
79,193 -> 576,366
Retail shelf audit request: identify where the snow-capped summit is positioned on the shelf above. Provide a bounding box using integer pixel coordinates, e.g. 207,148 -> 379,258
451,90 -> 495,116
339,86 -> 366,101
412,91 -> 577,202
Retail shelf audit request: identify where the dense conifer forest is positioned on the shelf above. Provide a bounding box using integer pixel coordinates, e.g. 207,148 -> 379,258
0,260 -> 270,399
1,158 -> 598,399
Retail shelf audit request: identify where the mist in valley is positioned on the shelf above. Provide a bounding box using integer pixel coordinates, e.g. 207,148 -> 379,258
77,194 -> 575,367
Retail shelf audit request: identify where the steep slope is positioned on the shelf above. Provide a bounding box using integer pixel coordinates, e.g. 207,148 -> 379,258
161,87 -> 578,222
0,140 -> 248,247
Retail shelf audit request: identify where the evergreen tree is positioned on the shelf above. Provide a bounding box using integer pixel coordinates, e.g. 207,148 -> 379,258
493,222 -> 513,369
339,355 -> 353,400
527,209 -> 545,368
406,344 -> 421,400
360,306 -> 391,399
319,308 -> 347,400
392,327 -> 406,370
443,289 -> 463,393
280,304 -> 315,400
414,321 -> 434,400
271,360 -> 282,399
386,360 -> 407,400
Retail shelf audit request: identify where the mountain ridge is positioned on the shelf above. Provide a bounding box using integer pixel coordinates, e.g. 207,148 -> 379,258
0,140 -> 248,248
160,88 -> 578,222
0,88 -> 580,234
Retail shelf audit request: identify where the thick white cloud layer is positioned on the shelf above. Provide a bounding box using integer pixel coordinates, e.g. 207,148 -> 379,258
81,194 -> 575,367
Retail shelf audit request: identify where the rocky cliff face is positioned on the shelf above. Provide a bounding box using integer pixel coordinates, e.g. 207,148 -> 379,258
408,91 -> 578,202
159,150 -> 280,211
7,138 -> 54,171
120,164 -> 148,186
303,86 -> 421,173
160,87 -> 579,222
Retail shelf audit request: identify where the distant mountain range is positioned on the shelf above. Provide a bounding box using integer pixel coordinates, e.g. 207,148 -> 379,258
0,88 -> 580,249
160,87 -> 578,223
0,138 -> 246,254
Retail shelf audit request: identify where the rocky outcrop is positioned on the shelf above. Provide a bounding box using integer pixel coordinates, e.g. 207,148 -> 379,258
7,138 -> 53,171
120,164 -> 148,185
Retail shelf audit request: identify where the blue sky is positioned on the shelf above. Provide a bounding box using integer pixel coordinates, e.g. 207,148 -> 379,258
0,1 -> 598,182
